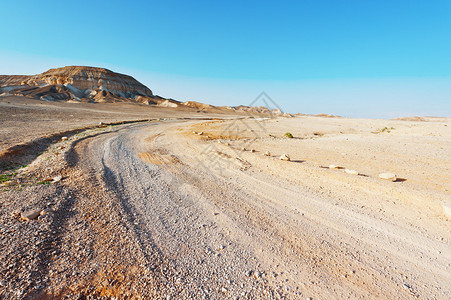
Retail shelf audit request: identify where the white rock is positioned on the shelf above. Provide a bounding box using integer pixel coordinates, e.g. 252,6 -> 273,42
442,203 -> 451,219
61,136 -> 68,141
263,151 -> 271,156
198,132 -> 203,135
344,169 -> 359,175
241,147 -> 247,151
379,172 -> 397,182
52,175 -> 62,183
280,154 -> 290,161
329,164 -> 339,169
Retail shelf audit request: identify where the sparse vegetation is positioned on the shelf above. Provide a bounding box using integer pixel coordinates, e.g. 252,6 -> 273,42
284,132 -> 294,138
0,172 -> 16,183
372,126 -> 395,134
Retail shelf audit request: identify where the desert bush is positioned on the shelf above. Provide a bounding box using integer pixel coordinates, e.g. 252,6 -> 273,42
284,132 -> 294,138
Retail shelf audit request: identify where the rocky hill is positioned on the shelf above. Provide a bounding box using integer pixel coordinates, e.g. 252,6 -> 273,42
0,66 -> 291,115
0,66 -> 178,105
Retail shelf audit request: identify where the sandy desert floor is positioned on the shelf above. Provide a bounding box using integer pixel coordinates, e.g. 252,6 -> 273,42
0,97 -> 450,299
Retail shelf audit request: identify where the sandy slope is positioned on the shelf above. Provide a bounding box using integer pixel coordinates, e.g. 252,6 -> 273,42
0,113 -> 450,299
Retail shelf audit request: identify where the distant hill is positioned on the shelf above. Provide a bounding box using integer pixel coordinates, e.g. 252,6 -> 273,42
0,66 -> 291,116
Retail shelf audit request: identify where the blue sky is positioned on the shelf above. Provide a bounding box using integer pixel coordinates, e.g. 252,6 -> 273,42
1,0 -> 450,118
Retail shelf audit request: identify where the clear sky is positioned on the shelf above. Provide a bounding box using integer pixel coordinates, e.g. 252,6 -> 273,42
1,0 -> 450,118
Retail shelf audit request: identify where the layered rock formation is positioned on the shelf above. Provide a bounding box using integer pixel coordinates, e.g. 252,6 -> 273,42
0,66 -> 159,104
0,66 -> 290,115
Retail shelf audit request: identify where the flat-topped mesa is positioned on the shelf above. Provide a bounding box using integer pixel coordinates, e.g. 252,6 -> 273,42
25,66 -> 153,98
0,66 -> 154,103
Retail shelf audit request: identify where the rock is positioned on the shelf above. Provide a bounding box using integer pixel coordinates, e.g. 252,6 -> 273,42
379,172 -> 397,181
192,131 -> 197,134
328,164 -> 339,169
263,151 -> 271,156
442,203 -> 451,219
52,175 -> 62,183
241,147 -> 247,151
198,132 -> 203,135
220,287 -> 228,293
61,136 -> 68,141
251,149 -> 256,152
99,122 -> 104,125
20,209 -> 43,221
344,169 -> 359,175
280,154 -> 290,161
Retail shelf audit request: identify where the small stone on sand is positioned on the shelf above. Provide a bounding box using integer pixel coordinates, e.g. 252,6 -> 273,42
344,169 -> 359,175
280,154 -> 290,161
379,172 -> 397,182
61,136 -> 68,141
329,164 -> 339,169
263,151 -> 271,156
442,203 -> 451,219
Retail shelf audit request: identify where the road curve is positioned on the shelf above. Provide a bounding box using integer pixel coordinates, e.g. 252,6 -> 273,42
68,120 -> 450,299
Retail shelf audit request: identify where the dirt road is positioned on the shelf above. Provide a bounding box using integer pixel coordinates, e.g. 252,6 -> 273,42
1,118 -> 450,299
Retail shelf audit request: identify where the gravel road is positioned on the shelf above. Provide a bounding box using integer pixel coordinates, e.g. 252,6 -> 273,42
1,119 -> 450,299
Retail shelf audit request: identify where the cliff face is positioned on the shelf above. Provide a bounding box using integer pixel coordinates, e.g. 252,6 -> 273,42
0,66 -> 155,104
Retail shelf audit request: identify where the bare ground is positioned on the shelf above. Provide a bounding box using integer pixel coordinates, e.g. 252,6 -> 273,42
0,98 -> 450,299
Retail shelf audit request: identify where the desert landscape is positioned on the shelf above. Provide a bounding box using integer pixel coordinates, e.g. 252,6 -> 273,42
0,66 -> 450,299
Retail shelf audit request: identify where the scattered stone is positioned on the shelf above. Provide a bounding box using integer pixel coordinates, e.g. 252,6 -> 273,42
52,175 -> 62,183
251,149 -> 256,152
280,154 -> 290,161
328,164 -> 339,169
246,270 -> 253,277
241,147 -> 246,151
442,203 -> 451,219
263,151 -> 271,156
61,136 -> 68,141
20,209 -> 43,221
221,287 -> 228,293
198,132 -> 203,135
344,169 -> 359,175
99,122 -> 104,125
192,131 -> 197,134
379,172 -> 397,182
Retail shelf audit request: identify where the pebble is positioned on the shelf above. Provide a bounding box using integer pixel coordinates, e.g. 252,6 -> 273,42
52,175 -> 62,183
61,136 -> 68,141
442,203 -> 451,219
198,132 -> 203,135
379,172 -> 397,182
344,169 -> 358,175
20,209 -> 43,221
251,149 -> 256,152
280,154 -> 290,161
263,151 -> 271,156
328,164 -> 339,169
